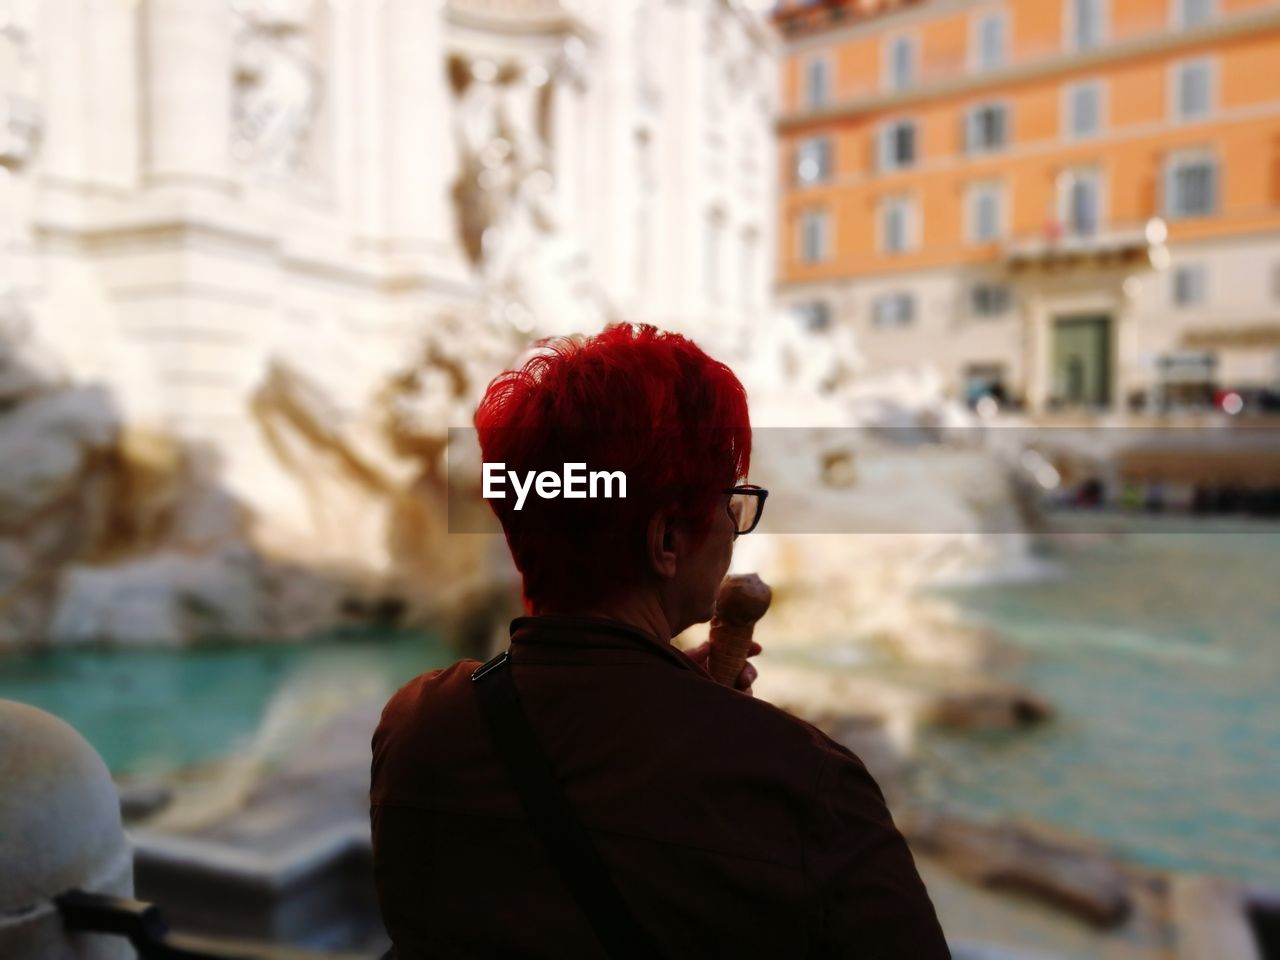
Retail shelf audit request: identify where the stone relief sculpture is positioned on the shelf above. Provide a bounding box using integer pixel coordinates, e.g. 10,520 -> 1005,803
231,0 -> 322,179
0,8 -> 39,173
0,0 -> 38,307
448,37 -> 610,339
0,0 -> 1020,663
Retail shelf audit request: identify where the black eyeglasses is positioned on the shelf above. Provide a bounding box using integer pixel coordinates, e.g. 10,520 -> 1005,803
723,484 -> 768,537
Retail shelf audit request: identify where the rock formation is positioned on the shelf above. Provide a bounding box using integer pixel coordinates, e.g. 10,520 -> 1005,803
904,810 -> 1134,929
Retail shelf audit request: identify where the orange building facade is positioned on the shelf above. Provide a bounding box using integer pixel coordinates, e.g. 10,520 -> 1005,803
776,0 -> 1280,414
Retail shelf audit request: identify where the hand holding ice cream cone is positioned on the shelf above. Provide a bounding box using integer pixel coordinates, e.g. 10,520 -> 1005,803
687,573 -> 771,693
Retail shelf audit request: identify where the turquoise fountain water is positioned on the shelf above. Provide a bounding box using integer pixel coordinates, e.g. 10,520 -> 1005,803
2,529 -> 1277,886
916,528 -> 1280,887
0,631 -> 454,778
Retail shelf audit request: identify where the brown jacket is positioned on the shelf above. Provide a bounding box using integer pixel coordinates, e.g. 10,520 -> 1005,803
370,614 -> 950,959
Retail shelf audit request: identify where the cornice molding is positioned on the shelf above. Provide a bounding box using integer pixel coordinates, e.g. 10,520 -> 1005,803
780,5 -> 1280,131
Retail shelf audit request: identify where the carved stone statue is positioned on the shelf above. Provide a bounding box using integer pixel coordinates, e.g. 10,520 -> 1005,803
231,0 -> 321,178
0,9 -> 39,172
448,39 -> 610,339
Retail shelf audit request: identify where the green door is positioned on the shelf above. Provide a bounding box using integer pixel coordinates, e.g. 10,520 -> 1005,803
1052,315 -> 1112,408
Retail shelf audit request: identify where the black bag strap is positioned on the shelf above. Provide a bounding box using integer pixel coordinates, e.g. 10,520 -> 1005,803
471,650 -> 665,960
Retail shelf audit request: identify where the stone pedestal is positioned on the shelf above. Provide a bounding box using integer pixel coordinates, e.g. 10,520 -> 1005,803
0,700 -> 133,959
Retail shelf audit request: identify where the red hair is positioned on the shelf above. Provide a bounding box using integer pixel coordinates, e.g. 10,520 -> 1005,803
473,323 -> 751,614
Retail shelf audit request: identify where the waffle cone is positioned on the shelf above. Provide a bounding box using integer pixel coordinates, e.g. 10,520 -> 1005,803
706,573 -> 772,687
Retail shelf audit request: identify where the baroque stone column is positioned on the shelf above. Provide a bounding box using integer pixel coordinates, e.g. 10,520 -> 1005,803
384,0 -> 455,254
1114,277 -> 1140,414
550,37 -> 588,239
662,0 -> 707,322
1022,290 -> 1050,415
143,0 -> 233,189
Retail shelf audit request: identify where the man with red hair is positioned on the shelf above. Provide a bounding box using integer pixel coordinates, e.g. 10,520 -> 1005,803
370,324 -> 949,958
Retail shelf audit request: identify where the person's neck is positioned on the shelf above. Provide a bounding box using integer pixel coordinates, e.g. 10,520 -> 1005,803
536,591 -> 678,644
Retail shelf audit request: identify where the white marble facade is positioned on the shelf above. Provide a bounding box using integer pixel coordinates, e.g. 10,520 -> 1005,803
445,0 -> 777,349
2,0 -> 777,579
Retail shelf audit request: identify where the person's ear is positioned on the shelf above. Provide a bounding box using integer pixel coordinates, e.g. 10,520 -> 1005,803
646,508 -> 679,579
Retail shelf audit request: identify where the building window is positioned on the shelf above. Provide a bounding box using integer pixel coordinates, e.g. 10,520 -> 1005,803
1068,0 -> 1106,51
1165,153 -> 1218,218
1173,59 -> 1214,121
799,208 -> 830,263
1155,351 -> 1217,412
795,300 -> 832,332
1172,263 -> 1208,307
879,120 -> 917,171
795,136 -> 832,184
1059,169 -> 1102,236
1066,81 -> 1103,138
880,196 -> 917,254
1174,0 -> 1215,28
805,56 -> 830,110
966,103 -> 1009,153
970,283 -> 1013,317
886,35 -> 916,91
872,292 -> 915,328
965,363 -> 1010,406
973,12 -> 1007,72
967,181 -> 1006,244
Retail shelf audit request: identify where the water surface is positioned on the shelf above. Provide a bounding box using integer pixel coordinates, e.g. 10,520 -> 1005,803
916,526 -> 1280,885
0,631 -> 453,777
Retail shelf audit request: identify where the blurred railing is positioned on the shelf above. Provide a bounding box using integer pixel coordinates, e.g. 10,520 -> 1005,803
56,890 -> 238,960
55,889 -> 388,960
1003,219 -> 1164,269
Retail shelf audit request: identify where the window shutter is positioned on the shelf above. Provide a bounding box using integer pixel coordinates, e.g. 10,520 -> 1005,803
980,16 -> 1005,69
1178,62 -> 1211,118
807,59 -> 828,109
1075,0 -> 1100,49
1181,0 -> 1212,27
1179,66 -> 1193,116
1072,86 -> 1097,135
891,38 -> 913,89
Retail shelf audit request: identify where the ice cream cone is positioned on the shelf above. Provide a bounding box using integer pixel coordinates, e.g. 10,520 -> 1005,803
706,573 -> 772,687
